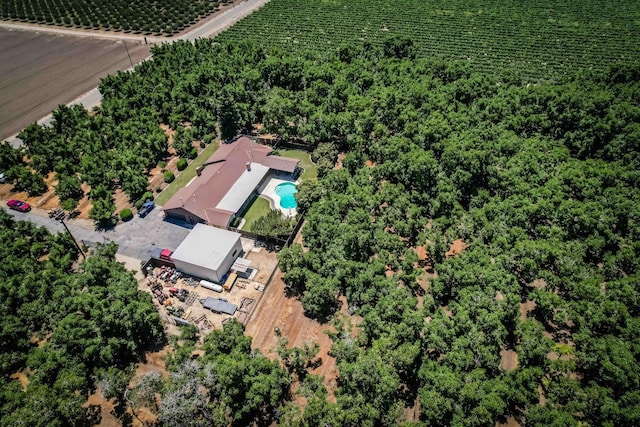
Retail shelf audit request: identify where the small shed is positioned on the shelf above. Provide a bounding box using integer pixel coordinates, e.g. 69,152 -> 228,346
200,297 -> 238,315
171,224 -> 243,283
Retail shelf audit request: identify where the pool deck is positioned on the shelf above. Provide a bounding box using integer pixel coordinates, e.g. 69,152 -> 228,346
258,174 -> 298,218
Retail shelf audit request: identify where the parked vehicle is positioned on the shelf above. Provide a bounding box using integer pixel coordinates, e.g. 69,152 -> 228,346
7,199 -> 30,212
168,287 -> 190,301
138,200 -> 155,217
159,249 -> 173,261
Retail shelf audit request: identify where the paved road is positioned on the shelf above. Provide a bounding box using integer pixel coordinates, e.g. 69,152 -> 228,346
4,0 -> 270,147
182,0 -> 269,41
0,21 -> 165,43
4,206 -> 192,261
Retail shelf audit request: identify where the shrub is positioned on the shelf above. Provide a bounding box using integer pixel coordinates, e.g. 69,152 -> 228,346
311,142 -> 338,164
158,160 -> 167,169
200,141 -> 206,149
134,191 -> 154,209
173,125 -> 194,157
164,171 -> 175,183
250,210 -> 295,238
177,158 -> 188,171
188,147 -> 198,159
61,198 -> 79,212
120,208 -> 133,222
203,133 -> 214,144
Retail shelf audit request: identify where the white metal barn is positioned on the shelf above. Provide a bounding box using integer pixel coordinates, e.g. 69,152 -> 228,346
171,223 -> 243,283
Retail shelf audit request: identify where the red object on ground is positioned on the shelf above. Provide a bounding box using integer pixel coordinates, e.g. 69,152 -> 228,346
7,199 -> 31,212
160,249 -> 173,260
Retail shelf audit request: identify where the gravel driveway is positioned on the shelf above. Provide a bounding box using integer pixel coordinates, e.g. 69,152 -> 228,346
5,206 -> 192,262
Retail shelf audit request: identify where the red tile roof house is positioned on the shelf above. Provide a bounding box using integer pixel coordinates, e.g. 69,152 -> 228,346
162,136 -> 299,227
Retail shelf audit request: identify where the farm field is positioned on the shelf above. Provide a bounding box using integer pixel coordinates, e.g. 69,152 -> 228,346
0,28 -> 149,140
0,0 -> 229,36
217,0 -> 640,80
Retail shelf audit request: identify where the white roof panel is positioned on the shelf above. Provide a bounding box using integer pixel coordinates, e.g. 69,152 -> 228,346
171,223 -> 241,271
216,163 -> 269,213
231,257 -> 252,273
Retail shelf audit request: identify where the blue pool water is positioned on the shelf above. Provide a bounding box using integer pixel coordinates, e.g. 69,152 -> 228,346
275,182 -> 298,209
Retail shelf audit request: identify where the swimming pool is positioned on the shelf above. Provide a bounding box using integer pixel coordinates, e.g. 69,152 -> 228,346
275,182 -> 298,209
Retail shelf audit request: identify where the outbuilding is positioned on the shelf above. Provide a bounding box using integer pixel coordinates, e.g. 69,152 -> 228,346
170,223 -> 243,283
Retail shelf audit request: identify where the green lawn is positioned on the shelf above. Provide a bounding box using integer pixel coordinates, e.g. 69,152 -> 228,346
155,140 -> 220,206
240,196 -> 272,230
276,149 -> 317,181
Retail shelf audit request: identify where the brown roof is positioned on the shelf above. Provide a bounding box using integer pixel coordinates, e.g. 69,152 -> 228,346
163,137 -> 299,226
262,155 -> 299,173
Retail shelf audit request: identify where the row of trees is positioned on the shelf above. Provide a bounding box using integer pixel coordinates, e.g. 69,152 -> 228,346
0,0 -> 228,35
270,42 -> 640,424
2,35 -> 639,424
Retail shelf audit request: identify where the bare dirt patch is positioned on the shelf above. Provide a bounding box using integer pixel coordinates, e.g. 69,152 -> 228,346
9,371 -> 29,391
519,300 -> 536,320
496,416 -> 521,427
413,245 -> 428,263
445,239 -> 467,258
84,390 -> 120,427
0,28 -> 150,140
528,278 -> 547,289
245,269 -> 340,401
499,348 -> 519,371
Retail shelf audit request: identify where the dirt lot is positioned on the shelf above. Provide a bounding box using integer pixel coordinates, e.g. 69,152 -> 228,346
0,27 -> 150,140
139,242 -> 280,337
245,269 -> 344,401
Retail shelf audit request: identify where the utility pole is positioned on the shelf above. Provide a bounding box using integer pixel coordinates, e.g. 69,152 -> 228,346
59,217 -> 86,260
123,40 -> 134,68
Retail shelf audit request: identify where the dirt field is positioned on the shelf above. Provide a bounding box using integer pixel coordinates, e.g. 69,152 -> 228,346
245,269 -> 343,400
0,27 -> 150,140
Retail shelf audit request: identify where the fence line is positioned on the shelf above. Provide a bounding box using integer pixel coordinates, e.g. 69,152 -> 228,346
229,211 -> 305,249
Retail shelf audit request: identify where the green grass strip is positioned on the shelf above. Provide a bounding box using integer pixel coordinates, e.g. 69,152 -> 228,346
155,140 -> 220,206
241,196 -> 272,231
276,149 -> 317,181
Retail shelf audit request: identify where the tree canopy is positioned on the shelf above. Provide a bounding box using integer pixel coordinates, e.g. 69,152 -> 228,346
2,34 -> 639,425
0,212 -> 164,426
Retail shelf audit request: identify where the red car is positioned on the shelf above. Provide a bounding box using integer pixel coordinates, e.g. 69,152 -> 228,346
7,199 -> 31,212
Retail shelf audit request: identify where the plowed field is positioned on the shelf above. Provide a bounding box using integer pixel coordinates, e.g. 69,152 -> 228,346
0,27 -> 149,140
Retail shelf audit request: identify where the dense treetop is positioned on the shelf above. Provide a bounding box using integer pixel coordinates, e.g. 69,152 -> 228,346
2,24 -> 639,424
0,212 -> 164,426
217,0 -> 640,81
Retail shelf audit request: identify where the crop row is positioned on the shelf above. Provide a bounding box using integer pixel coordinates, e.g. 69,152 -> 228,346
215,0 -> 640,81
0,0 -> 228,35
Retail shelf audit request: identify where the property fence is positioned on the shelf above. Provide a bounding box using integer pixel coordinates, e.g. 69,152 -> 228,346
273,139 -> 314,151
228,211 -> 305,249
